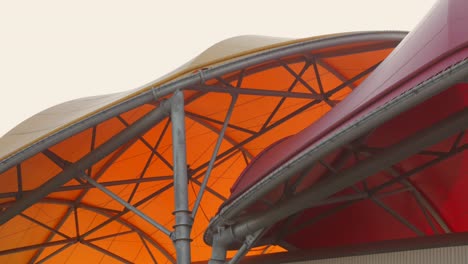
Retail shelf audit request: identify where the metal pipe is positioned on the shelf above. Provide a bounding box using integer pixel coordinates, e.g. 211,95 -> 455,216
19,213 -> 71,239
0,100 -> 171,225
261,61 -> 311,130
170,90 -> 192,264
212,108 -> 468,247
0,176 -> 174,199
85,230 -> 134,243
78,200 -> 176,263
208,233 -> 228,264
185,113 -> 254,159
27,207 -> 74,264
16,164 -> 23,199
81,174 -> 172,236
316,58 -> 356,90
228,229 -> 265,264
191,98 -> 323,178
186,111 -> 257,136
358,148 -> 450,234
372,153 -> 449,234
192,95 -> 237,219
370,197 -> 424,236
82,241 -> 132,264
189,85 -> 321,99
138,233 -> 158,264
36,243 -> 74,264
0,239 -> 75,256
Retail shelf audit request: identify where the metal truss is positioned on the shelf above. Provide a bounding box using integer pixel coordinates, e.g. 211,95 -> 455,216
206,56 -> 468,263
230,131 -> 468,263
0,198 -> 175,263
208,57 -> 468,230
0,32 -> 424,264
211,110 -> 467,264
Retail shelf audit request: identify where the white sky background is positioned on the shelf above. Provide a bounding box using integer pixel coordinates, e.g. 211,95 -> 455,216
0,0 -> 438,137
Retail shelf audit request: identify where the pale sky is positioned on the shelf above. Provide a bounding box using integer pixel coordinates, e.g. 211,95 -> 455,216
0,0 -> 438,137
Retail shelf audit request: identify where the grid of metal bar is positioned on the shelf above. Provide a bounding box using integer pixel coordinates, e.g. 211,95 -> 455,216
1,31 -> 465,264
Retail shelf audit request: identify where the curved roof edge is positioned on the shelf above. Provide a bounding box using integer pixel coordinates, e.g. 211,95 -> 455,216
0,31 -> 407,174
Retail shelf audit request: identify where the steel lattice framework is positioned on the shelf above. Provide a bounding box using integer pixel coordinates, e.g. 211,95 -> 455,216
0,15 -> 467,263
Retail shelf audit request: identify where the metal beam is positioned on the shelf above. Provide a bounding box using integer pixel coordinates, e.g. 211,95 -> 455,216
26,121 -> 172,263
186,111 -> 257,135
279,60 -> 320,96
193,61 -> 381,184
316,58 -> 356,90
0,101 -> 171,225
227,228 -> 265,264
264,186 -> 411,239
215,40 -> 401,91
73,206 -> 80,238
81,174 -> 171,236
85,230 -> 134,243
36,242 -> 74,264
127,119 -> 171,204
371,197 -> 424,236
86,125 -> 97,177
316,41 -> 398,59
75,187 -> 176,262
348,150 -> 424,236
312,58 -> 326,96
170,90 -> 192,264
16,164 -> 23,199
82,241 -> 132,264
66,198 -> 176,263
369,144 -> 467,195
190,178 -> 227,202
359,149 -> 451,234
368,144 -> 466,234
261,60 -> 311,130
138,233 -> 158,264
27,207 -> 74,264
117,115 -> 173,171
0,239 -> 75,256
324,60 -> 381,96
190,99 -> 322,178
185,113 -> 254,159
189,84 -> 322,100
192,95 -> 237,219
27,140 -> 139,264
0,176 -> 174,199
19,213 -> 71,239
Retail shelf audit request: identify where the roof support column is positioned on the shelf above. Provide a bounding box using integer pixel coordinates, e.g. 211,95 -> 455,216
170,90 -> 193,264
209,232 -> 228,264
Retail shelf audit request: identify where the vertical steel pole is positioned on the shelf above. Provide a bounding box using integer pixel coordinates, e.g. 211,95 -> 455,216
209,233 -> 228,264
171,90 -> 192,264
